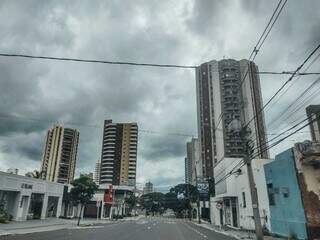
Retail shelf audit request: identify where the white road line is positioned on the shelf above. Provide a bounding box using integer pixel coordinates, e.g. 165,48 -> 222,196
182,223 -> 208,239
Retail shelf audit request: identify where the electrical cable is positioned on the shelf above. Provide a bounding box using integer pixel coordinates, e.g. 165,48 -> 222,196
243,42 -> 320,133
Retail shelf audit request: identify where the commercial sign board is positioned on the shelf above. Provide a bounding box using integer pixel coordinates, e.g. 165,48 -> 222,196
197,178 -> 209,198
104,185 -> 113,205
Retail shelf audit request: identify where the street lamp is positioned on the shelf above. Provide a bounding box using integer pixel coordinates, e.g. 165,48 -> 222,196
228,119 -> 263,240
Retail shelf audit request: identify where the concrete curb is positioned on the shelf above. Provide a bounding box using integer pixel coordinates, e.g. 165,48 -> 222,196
191,222 -> 243,240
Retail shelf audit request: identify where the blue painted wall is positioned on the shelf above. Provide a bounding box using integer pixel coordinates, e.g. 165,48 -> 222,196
264,148 -> 308,239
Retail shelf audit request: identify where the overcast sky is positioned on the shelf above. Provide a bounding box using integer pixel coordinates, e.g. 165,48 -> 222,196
0,0 -> 319,191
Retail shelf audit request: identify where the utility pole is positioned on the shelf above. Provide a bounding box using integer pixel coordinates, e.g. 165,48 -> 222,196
229,118 -> 263,240
244,153 -> 264,240
195,166 -> 201,224
247,62 -> 264,240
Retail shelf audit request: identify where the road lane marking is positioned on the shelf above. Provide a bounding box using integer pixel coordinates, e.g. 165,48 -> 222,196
182,223 -> 208,239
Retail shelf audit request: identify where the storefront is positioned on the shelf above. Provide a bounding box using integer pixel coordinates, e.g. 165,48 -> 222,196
0,171 -> 64,221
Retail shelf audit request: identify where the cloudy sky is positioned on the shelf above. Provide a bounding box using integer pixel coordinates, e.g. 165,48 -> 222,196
0,0 -> 319,191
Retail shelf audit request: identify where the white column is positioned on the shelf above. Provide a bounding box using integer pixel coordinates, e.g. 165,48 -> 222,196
56,196 -> 62,218
41,194 -> 48,219
101,203 -> 105,219
15,193 -> 23,221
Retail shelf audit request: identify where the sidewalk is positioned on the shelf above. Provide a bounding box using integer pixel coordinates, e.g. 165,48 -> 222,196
0,217 -> 113,236
191,220 -> 283,240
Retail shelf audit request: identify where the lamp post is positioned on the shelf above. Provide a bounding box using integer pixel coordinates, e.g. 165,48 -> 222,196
228,119 -> 263,240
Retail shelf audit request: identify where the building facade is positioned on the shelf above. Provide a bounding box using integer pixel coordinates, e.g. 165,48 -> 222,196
0,171 -> 64,221
94,161 -> 101,185
306,105 -> 320,141
264,142 -> 320,240
196,59 -> 268,177
185,157 -> 191,184
100,120 -> 138,186
40,125 -> 79,184
211,158 -> 272,231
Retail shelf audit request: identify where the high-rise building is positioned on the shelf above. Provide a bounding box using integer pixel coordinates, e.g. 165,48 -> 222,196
306,105 -> 320,142
40,125 -> 79,184
94,161 -> 101,185
100,120 -> 138,186
196,59 -> 268,177
143,181 -> 153,194
185,138 -> 200,185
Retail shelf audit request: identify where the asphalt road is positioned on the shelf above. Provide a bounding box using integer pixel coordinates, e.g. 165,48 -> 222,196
0,217 -> 236,240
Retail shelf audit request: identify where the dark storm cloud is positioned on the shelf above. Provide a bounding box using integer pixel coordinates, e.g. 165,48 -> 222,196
0,0 -> 319,186
142,135 -> 188,161
1,131 -> 44,161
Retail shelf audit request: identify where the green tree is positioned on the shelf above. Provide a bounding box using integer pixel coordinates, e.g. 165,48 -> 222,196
124,195 -> 137,214
70,175 -> 98,226
166,183 -> 198,218
140,192 -> 165,216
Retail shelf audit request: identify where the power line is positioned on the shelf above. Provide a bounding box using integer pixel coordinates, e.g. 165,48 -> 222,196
251,114 -> 311,154
0,112 -> 312,139
2,52 -> 318,77
258,71 -> 320,76
248,0 -> 287,60
267,77 -> 320,130
266,50 -> 320,128
0,53 -> 197,69
243,42 -> 320,132
238,0 -> 287,87
215,114 -> 315,186
0,113 -> 195,137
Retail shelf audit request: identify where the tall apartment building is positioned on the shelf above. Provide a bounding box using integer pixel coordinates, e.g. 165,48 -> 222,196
185,138 -> 200,185
40,125 -> 79,184
196,59 -> 268,177
100,120 -> 138,186
306,105 -> 320,141
94,161 -> 101,185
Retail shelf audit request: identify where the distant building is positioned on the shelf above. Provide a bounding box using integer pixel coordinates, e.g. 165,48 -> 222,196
196,59 -> 268,178
185,157 -> 191,184
264,141 -> 320,239
94,161 -> 101,185
40,125 -> 79,184
143,181 -> 153,195
100,120 -> 138,186
306,105 -> 320,141
6,168 -> 18,175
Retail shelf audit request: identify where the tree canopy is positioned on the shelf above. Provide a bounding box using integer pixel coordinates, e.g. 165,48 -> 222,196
139,184 -> 198,218
70,175 -> 98,225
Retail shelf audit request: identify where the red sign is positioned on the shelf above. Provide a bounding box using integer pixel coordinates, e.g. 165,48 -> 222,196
104,185 -> 113,204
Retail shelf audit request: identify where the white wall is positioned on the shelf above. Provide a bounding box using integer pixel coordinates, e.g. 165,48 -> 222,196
0,171 -> 65,221
211,158 -> 273,230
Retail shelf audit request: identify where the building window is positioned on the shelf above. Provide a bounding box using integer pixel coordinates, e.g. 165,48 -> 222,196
242,192 -> 246,208
282,187 -> 289,198
267,183 -> 276,206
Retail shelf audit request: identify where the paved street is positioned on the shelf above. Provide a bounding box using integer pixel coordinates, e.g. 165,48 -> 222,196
0,217 -> 236,240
